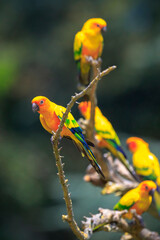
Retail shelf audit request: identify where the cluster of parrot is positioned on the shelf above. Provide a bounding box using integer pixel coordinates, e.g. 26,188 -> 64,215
31,18 -> 160,220
78,101 -> 160,217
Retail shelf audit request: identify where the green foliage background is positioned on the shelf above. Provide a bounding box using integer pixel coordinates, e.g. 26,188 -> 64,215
0,0 -> 160,239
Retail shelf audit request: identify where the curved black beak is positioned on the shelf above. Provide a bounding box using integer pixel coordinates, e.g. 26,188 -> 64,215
102,26 -> 107,32
149,189 -> 155,196
32,102 -> 39,113
157,185 -> 160,193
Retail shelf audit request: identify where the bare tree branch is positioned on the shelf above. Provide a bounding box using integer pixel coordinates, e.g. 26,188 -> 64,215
51,65 -> 117,240
82,208 -> 160,240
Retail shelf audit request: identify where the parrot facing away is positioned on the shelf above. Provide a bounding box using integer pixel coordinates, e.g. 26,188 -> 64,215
78,101 -> 138,180
31,96 -> 105,178
114,180 -> 157,219
74,18 -> 107,88
126,137 -> 160,215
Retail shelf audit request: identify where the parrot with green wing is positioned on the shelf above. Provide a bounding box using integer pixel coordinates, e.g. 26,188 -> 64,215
126,137 -> 160,215
74,18 -> 107,88
114,180 -> 157,219
31,96 -> 105,178
78,101 -> 138,180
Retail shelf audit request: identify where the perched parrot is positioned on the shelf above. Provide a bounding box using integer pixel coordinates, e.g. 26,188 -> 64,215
114,180 -> 157,219
126,137 -> 160,215
74,18 -> 107,88
78,101 -> 138,180
31,96 -> 104,178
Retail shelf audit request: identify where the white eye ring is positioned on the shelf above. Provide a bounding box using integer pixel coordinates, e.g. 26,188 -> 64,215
40,100 -> 44,105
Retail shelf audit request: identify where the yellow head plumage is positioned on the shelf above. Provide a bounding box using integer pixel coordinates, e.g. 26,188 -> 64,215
126,137 -> 149,153
82,18 -> 107,34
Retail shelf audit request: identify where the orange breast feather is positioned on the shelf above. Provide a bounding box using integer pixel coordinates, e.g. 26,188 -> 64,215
82,44 -> 101,59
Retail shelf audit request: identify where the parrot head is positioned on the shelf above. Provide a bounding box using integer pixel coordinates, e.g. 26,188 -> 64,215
126,137 -> 149,153
138,180 -> 157,196
82,18 -> 107,34
78,101 -> 90,119
31,96 -> 50,114
79,101 -> 104,120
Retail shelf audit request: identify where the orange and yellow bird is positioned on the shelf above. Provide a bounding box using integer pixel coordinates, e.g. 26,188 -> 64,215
114,180 -> 157,219
78,101 -> 138,180
31,96 -> 104,178
74,18 -> 107,88
126,137 -> 160,215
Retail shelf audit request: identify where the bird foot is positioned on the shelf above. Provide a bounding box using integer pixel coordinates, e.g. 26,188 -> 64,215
135,215 -> 144,227
130,210 -> 144,228
85,56 -> 94,64
97,57 -> 102,65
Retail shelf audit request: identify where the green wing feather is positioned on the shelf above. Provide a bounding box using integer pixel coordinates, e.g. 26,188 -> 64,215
73,31 -> 84,61
54,105 -> 79,129
114,190 -> 140,211
135,166 -> 157,181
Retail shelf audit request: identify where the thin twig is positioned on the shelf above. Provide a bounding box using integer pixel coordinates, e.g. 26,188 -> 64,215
51,65 -> 116,240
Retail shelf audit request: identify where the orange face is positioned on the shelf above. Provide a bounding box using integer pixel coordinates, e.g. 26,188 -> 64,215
126,137 -> 148,153
126,140 -> 138,153
90,21 -> 107,32
31,96 -> 49,114
78,101 -> 90,117
139,180 -> 157,195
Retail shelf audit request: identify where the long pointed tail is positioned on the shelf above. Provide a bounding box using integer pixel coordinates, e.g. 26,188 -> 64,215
74,139 -> 105,179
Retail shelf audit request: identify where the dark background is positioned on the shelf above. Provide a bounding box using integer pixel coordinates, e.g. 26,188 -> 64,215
0,0 -> 160,239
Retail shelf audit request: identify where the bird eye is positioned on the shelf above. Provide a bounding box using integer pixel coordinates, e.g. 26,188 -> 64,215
97,24 -> 100,27
145,185 -> 148,190
40,100 -> 44,105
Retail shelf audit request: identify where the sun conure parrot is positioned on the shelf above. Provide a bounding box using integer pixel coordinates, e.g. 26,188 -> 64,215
74,18 -> 107,88
78,101 -> 138,180
114,180 -> 157,219
126,137 -> 160,215
31,96 -> 104,178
